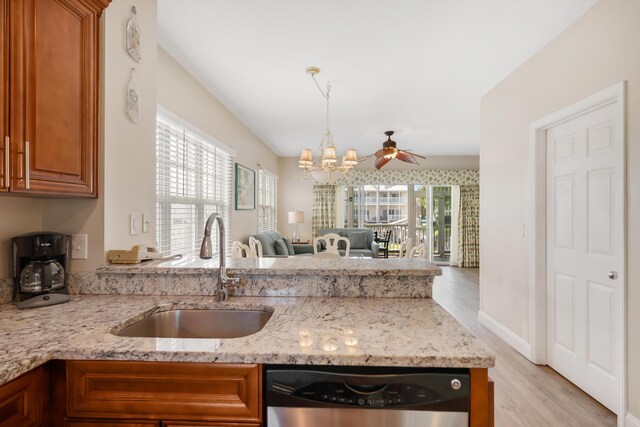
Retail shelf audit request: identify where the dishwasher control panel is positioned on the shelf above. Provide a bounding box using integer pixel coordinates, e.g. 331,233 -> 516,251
291,381 -> 441,407
266,366 -> 470,411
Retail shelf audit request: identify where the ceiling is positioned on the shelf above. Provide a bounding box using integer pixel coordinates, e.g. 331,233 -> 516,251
157,0 -> 597,157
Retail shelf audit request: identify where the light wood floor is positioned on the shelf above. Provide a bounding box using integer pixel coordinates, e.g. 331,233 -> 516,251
432,267 -> 616,427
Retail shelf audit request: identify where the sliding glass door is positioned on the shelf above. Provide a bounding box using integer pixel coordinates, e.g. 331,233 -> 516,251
431,186 -> 452,263
341,184 -> 454,262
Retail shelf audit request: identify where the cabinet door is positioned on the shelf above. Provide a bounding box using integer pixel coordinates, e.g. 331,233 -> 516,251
0,0 -> 7,192
67,361 -> 262,424
9,0 -> 103,197
65,421 -> 159,427
0,368 -> 43,427
162,423 -> 261,427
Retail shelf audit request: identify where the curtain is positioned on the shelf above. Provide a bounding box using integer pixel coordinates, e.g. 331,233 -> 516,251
449,185 -> 460,266
457,185 -> 480,267
312,185 -> 336,237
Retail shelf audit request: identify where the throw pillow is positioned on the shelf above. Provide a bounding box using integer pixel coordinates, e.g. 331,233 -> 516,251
347,231 -> 368,249
282,237 -> 295,255
274,239 -> 289,256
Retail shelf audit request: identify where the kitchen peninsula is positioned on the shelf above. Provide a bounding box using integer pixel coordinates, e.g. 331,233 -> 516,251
0,258 -> 495,426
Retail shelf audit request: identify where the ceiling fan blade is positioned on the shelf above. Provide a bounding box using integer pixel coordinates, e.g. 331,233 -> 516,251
358,153 -> 375,163
396,151 -> 419,165
375,156 -> 391,170
399,150 -> 426,159
375,148 -> 387,158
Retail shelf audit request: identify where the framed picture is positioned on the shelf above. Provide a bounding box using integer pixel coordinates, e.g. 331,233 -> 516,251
235,163 -> 256,210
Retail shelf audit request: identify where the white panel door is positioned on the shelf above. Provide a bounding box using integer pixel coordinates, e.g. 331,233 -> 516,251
546,102 -> 620,412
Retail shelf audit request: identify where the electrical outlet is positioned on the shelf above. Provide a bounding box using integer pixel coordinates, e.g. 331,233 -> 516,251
142,213 -> 150,233
515,224 -> 524,238
71,234 -> 88,259
129,213 -> 142,235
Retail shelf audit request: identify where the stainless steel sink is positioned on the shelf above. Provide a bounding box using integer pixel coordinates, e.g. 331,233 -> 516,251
115,309 -> 273,339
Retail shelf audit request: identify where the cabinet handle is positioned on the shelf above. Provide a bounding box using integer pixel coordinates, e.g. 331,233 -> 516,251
3,136 -> 8,187
25,140 -> 30,190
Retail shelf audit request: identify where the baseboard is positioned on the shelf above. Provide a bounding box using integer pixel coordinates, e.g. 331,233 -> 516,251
478,311 -> 532,360
626,413 -> 640,427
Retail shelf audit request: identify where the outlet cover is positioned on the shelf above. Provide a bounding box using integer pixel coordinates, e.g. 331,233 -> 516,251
71,234 -> 88,259
142,213 -> 150,233
515,224 -> 525,238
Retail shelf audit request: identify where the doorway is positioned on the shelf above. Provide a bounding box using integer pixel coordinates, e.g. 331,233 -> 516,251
530,82 -> 625,419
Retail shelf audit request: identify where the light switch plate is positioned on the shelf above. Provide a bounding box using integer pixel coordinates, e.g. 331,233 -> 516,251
71,234 -> 88,259
130,213 -> 142,236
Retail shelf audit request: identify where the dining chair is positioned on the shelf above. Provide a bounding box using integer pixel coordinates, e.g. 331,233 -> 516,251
408,243 -> 429,260
248,236 -> 263,258
311,251 -> 342,258
313,233 -> 350,257
231,241 -> 251,259
377,228 -> 393,258
398,238 -> 414,259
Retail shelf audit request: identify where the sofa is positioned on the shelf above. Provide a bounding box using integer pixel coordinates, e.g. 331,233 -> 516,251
249,230 -> 315,257
316,228 -> 379,258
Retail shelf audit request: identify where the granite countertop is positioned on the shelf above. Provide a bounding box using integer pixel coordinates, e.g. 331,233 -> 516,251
97,256 -> 443,277
0,294 -> 494,386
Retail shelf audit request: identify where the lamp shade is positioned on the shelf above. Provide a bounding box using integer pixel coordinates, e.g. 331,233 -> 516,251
343,149 -> 358,166
322,146 -> 337,164
299,149 -> 314,167
288,211 -> 305,224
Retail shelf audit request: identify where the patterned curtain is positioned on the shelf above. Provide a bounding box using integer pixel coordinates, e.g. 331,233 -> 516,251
458,185 -> 480,267
312,185 -> 336,237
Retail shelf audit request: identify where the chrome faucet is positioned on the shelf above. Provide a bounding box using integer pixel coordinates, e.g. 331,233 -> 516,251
199,213 -> 239,302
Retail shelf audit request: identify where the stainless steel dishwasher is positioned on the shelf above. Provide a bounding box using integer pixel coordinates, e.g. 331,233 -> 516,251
265,365 -> 470,427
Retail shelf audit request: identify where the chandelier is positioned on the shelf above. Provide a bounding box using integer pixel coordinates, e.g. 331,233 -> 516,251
298,66 -> 357,183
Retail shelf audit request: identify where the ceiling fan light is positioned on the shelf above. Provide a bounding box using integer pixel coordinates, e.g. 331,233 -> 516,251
383,148 -> 398,160
343,149 -> 358,166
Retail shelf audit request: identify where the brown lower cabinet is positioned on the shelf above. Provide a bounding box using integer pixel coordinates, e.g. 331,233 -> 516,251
65,361 -> 262,426
64,422 -> 158,427
0,366 -> 43,427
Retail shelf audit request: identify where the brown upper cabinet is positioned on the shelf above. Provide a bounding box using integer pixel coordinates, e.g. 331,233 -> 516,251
1,0 -> 110,197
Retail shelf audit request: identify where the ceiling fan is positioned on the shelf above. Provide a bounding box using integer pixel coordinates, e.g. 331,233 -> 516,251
359,131 -> 426,170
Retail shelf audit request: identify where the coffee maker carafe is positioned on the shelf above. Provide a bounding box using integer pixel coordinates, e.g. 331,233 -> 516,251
12,232 -> 71,309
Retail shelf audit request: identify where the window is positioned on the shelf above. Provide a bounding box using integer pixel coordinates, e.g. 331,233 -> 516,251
258,167 -> 278,233
156,108 -> 234,257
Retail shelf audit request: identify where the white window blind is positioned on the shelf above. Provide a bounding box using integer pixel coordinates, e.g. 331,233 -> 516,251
156,110 -> 234,258
257,168 -> 278,233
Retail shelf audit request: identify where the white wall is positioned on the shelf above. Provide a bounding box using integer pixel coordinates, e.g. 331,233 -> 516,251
42,0 -> 158,271
278,157 -> 314,241
278,156 -> 479,241
479,0 -> 639,417
156,47 -> 279,243
0,198 -> 42,278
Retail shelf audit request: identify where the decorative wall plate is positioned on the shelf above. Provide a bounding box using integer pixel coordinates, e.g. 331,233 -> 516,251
126,68 -> 140,123
126,6 -> 142,62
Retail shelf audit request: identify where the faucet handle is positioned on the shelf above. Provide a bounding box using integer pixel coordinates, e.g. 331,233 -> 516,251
220,266 -> 240,284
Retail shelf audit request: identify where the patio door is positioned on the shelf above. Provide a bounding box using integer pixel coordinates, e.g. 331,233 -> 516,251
413,185 -> 430,256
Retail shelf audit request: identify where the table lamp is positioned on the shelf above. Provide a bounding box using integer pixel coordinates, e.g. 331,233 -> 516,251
288,211 -> 304,242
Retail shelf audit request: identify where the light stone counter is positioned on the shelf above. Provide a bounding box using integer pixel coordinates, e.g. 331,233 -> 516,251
0,294 -> 494,387
97,257 -> 443,276
64,257 -> 442,298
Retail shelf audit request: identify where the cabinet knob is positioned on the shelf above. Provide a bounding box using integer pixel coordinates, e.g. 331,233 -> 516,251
608,271 -> 618,280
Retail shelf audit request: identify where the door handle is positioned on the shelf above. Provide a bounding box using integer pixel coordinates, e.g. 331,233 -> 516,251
608,271 -> 618,280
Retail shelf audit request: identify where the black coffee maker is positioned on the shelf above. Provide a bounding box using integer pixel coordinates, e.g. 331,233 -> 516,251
12,232 -> 71,309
